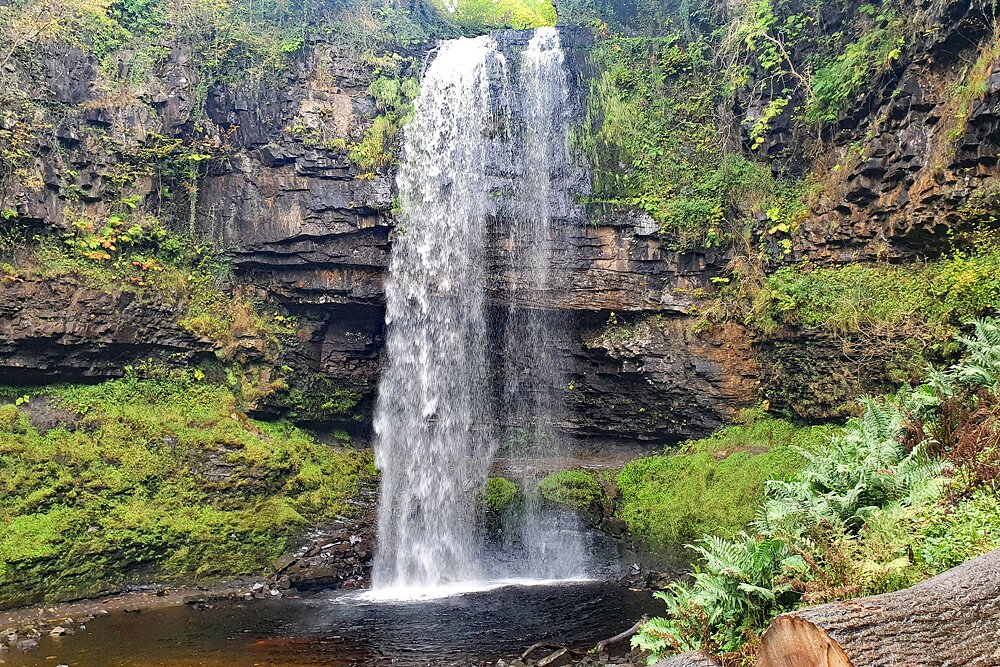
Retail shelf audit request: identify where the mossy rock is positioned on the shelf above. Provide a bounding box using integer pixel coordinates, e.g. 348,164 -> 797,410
482,477 -> 519,514
539,470 -> 602,511
0,371 -> 376,608
266,372 -> 364,424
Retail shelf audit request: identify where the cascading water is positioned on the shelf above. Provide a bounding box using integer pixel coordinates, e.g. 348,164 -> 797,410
371,35 -> 509,591
499,27 -> 591,580
372,28 -> 590,596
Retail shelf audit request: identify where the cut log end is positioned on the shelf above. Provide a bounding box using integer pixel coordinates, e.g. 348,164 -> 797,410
757,548 -> 1000,667
757,615 -> 852,667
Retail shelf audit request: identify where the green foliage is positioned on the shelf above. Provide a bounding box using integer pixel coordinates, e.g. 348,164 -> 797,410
635,322 -> 1000,663
431,0 -> 555,30
267,373 -> 363,423
748,244 -> 1000,349
720,0 -> 909,129
617,411 -> 829,545
634,535 -> 807,657
1,0 -> 554,100
919,490 -> 1000,572
805,11 -> 905,124
636,398 -> 945,660
538,469 -> 602,510
581,35 -> 720,247
0,371 -> 376,607
482,477 -> 519,513
556,0 -> 715,35
318,0 -> 441,55
756,397 -> 946,537
944,318 -> 1000,391
722,0 -> 821,81
0,0 -> 310,91
349,76 -> 419,174
581,37 -> 806,249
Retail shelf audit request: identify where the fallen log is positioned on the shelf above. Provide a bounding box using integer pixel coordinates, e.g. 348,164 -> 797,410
652,650 -> 722,667
519,642 -> 584,661
757,547 -> 1000,667
594,615 -> 648,654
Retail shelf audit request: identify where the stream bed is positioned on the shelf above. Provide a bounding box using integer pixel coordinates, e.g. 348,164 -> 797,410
1,581 -> 660,667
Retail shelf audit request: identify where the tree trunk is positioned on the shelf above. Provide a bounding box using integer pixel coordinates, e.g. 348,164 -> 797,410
757,547 -> 1000,667
653,651 -> 722,667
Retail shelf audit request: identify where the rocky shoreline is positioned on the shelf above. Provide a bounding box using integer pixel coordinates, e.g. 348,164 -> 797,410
0,516 -> 376,654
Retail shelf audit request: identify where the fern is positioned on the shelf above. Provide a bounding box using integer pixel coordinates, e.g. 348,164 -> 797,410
950,319 -> 1000,391
637,319 -> 1000,663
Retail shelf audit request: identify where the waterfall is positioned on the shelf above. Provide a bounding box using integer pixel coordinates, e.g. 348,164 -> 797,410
371,35 -> 509,591
372,28 -> 588,594
500,28 -> 590,580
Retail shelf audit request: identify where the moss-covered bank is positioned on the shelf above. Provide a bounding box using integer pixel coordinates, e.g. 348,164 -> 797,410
530,411 -> 834,547
615,411 -> 836,545
0,371 -> 376,609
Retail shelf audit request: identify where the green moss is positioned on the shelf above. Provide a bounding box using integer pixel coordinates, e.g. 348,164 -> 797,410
482,477 -> 519,513
268,373 -> 363,424
539,470 -> 602,510
0,370 -> 376,608
748,244 -> 1000,348
616,411 -> 835,545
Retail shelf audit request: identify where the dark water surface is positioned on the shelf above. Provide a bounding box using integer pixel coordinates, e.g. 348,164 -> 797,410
1,582 -> 659,667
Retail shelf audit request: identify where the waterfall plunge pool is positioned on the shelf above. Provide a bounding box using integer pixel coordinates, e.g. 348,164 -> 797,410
1,581 -> 661,667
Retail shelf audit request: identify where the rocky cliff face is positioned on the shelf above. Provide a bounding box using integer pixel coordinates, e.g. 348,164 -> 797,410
735,0 -> 1000,419
191,49 -> 397,425
0,24 -> 756,445
0,37 -> 397,425
4,0 -> 1000,446
0,276 -> 215,383
777,0 -> 1000,264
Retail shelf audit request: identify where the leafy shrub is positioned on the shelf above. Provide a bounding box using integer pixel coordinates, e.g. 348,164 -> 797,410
806,13 -> 905,124
349,76 -> 420,174
432,0 -> 555,30
634,535 -> 807,657
945,32 -> 1000,142
919,490 -> 1000,572
757,398 -> 947,537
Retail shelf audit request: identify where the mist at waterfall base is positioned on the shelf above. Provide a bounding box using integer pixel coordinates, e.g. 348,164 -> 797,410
371,28 -> 603,600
